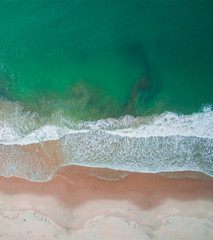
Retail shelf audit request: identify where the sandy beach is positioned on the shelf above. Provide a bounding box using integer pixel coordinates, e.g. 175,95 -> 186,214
0,0 -> 213,239
0,165 -> 212,240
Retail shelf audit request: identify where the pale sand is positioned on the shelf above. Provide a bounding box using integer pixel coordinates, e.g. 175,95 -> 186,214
0,165 -> 213,240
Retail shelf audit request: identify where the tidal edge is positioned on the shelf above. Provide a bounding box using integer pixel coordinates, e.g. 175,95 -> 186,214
0,165 -> 213,239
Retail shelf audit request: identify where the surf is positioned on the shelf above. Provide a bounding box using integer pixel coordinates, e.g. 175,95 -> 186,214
0,100 -> 212,181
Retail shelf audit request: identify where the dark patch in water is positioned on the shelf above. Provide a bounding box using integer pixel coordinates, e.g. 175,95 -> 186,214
123,41 -> 161,115
64,81 -> 120,120
126,41 -> 146,64
127,74 -> 152,114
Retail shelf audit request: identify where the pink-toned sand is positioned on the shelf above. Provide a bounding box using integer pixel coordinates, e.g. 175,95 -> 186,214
0,164 -> 213,240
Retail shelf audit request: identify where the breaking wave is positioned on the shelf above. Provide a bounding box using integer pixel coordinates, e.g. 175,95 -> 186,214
0,100 -> 212,181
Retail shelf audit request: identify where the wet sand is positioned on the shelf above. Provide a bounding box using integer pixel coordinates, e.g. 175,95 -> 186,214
0,165 -> 212,240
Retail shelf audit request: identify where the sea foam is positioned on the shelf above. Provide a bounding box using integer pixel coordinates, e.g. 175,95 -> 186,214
0,101 -> 212,180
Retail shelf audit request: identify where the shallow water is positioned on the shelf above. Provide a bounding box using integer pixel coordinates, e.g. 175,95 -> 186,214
0,0 -> 213,180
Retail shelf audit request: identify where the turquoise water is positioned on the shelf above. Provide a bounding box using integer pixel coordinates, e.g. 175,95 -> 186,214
0,1 -> 213,180
0,0 -> 212,119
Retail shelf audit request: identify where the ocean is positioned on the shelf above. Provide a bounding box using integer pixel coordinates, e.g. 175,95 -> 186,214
0,0 -> 213,181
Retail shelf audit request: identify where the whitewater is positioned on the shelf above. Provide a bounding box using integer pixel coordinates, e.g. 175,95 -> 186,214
0,101 -> 212,181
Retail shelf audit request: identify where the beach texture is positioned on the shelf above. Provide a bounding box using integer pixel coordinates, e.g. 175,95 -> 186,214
0,1 -> 213,239
0,166 -> 213,240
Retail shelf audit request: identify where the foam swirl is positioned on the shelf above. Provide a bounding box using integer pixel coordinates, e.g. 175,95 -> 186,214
0,101 -> 212,180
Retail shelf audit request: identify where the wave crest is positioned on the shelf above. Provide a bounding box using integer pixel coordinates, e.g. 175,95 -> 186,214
0,101 -> 213,181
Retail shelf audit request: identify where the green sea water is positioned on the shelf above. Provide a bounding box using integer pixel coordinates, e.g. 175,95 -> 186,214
0,0 -> 213,180
0,0 -> 213,120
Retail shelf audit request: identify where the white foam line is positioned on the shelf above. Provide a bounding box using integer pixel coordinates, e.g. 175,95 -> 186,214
0,128 -> 90,145
106,129 -> 213,139
0,106 -> 213,145
1,130 -> 212,146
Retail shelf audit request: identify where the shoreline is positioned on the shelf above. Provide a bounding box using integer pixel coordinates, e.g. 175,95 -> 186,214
1,139 -> 213,182
0,165 -> 213,239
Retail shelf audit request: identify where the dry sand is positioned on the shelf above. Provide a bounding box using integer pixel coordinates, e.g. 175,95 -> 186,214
0,165 -> 212,240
